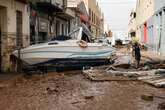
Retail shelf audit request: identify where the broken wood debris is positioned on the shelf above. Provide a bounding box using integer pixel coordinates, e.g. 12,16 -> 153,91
141,94 -> 165,102
84,95 -> 94,100
141,94 -> 154,101
46,87 -> 59,94
158,102 -> 165,110
83,68 -> 136,81
83,67 -> 165,88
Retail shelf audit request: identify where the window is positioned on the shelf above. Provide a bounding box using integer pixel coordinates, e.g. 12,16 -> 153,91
89,8 -> 91,21
92,11 -> 93,22
134,13 -> 136,18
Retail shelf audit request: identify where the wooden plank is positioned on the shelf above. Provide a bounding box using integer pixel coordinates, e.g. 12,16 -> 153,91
155,81 -> 165,87
138,75 -> 162,81
147,78 -> 165,84
138,75 -> 162,80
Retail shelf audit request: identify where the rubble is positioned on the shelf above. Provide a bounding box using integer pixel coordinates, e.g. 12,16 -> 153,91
46,87 -> 59,94
83,66 -> 165,88
0,84 -> 8,89
158,102 -> 165,110
0,68 -> 164,110
71,101 -> 82,105
84,95 -> 94,100
83,68 -> 136,81
141,94 -> 154,101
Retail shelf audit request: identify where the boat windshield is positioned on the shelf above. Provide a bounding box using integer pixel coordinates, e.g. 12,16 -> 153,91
68,27 -> 91,42
68,28 -> 80,40
50,35 -> 72,41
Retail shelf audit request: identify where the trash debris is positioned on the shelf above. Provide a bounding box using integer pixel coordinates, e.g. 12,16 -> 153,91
83,65 -> 165,88
0,84 -> 8,89
138,70 -> 165,88
143,65 -> 151,70
83,68 -> 136,81
71,101 -> 82,105
84,95 -> 94,100
113,64 -> 131,69
158,102 -> 165,110
141,94 -> 154,101
105,66 -> 116,71
155,64 -> 165,69
46,87 -> 59,94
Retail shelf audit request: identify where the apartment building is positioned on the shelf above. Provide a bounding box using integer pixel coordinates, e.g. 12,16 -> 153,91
67,0 -> 89,31
0,0 -> 30,72
88,0 -> 103,38
136,0 -> 155,42
67,0 -> 104,38
128,9 -> 136,38
135,0 -> 165,55
29,0 -> 75,44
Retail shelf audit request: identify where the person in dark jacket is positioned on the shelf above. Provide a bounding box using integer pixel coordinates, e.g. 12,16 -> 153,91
134,42 -> 141,68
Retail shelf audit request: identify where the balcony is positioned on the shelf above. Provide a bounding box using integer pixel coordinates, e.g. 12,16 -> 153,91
36,0 -> 64,14
15,0 -> 28,4
67,0 -> 82,8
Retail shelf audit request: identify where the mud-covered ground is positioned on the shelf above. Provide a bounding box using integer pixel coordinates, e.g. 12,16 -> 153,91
0,71 -> 164,110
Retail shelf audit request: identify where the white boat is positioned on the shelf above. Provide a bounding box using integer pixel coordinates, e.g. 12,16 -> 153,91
13,25 -> 116,66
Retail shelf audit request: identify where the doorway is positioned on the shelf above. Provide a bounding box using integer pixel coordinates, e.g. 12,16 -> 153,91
0,27 -> 1,72
0,6 -> 7,72
16,11 -> 23,72
16,11 -> 23,47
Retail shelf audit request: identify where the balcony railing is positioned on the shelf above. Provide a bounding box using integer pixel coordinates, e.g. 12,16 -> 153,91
37,0 -> 65,9
15,0 -> 28,4
36,0 -> 65,14
67,0 -> 81,8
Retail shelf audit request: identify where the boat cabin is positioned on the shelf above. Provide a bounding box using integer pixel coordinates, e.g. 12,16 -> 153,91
51,26 -> 93,43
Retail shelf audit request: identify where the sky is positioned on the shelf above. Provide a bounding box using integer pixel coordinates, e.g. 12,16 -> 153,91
97,0 -> 137,32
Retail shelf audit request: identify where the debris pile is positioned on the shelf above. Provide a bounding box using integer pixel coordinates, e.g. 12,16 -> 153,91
158,102 -> 165,110
83,66 -> 165,88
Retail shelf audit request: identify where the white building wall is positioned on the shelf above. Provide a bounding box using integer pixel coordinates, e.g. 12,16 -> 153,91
155,0 -> 165,12
0,0 -> 30,72
0,0 -> 30,47
135,0 -> 155,41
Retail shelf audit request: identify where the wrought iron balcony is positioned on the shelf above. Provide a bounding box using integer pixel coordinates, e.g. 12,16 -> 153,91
36,0 -> 65,14
15,0 -> 28,4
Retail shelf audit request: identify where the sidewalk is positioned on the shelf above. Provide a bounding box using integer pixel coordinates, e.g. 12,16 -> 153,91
142,51 -> 165,62
0,73 -> 21,84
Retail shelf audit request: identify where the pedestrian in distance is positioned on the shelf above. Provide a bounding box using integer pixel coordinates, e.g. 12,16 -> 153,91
134,42 -> 141,68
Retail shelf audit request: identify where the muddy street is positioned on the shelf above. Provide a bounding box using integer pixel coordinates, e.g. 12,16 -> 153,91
0,71 -> 164,110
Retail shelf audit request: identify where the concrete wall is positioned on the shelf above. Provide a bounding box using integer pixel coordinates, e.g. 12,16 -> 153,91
0,0 -> 30,72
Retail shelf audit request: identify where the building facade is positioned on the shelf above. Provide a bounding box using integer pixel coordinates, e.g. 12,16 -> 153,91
0,0 -> 30,72
128,9 -> 136,38
135,0 -> 165,55
29,0 -> 75,44
88,0 -> 102,38
67,0 -> 104,39
135,0 -> 155,42
67,0 -> 89,31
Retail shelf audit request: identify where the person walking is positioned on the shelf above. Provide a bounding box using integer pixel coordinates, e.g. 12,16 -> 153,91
134,42 -> 141,68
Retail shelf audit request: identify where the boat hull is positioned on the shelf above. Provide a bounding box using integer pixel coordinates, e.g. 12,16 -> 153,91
13,43 -> 116,66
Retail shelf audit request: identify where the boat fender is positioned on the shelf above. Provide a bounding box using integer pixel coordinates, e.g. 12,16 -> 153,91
78,40 -> 88,48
